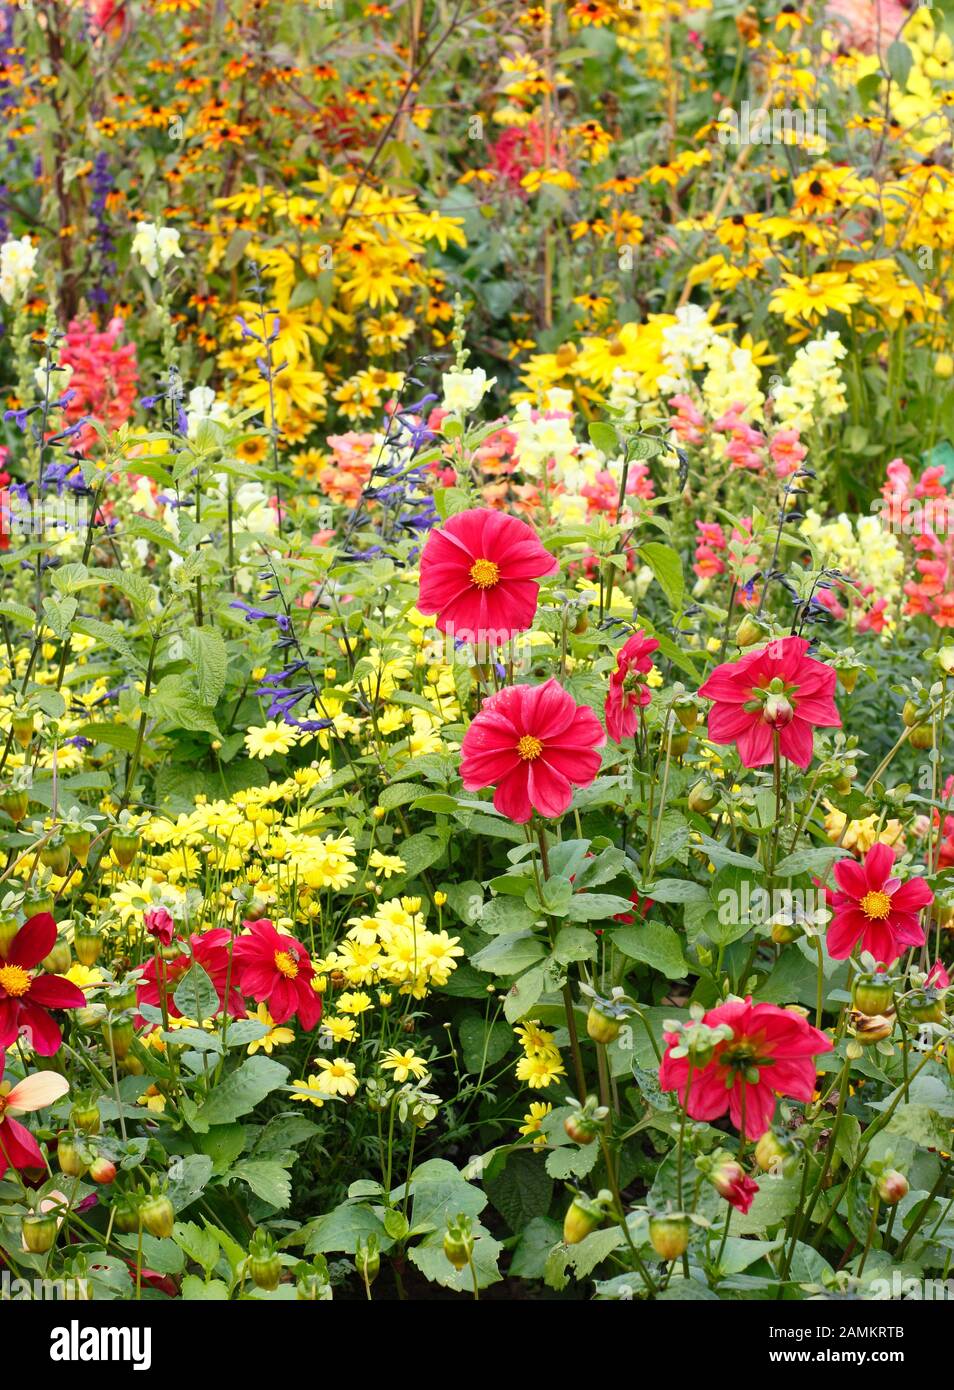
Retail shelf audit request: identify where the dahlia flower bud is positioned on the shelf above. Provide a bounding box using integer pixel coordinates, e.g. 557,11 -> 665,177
649,1213 -> 689,1260
762,690 -> 794,728
848,1009 -> 894,1045
754,1129 -> 798,1176
143,906 -> 175,946
876,1170 -> 909,1206
735,614 -> 767,647
708,1158 -> 759,1214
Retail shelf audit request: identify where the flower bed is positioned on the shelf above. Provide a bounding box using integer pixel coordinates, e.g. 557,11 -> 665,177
0,0 -> 952,1310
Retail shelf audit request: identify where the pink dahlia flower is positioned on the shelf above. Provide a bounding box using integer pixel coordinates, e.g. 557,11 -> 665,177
418,507 -> 558,644
660,997 -> 832,1140
460,678 -> 605,822
698,635 -> 840,769
605,629 -> 659,743
826,841 -> 932,966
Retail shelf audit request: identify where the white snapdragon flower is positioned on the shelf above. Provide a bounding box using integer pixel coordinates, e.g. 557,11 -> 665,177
440,366 -> 495,414
33,359 -> 73,396
186,386 -> 229,440
0,235 -> 38,305
131,221 -> 184,277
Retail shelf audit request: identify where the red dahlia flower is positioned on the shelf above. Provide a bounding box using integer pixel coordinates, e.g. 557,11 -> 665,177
659,997 -> 832,1140
698,635 -> 840,769
826,841 -> 932,966
417,507 -> 558,644
605,629 -> 660,743
460,678 -> 605,823
232,919 -> 321,1029
137,929 -> 244,1020
0,1058 -> 69,1177
0,914 -> 84,1055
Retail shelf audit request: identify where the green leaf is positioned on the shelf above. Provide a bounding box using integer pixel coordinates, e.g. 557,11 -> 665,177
388,831 -> 444,881
525,874 -> 573,917
408,1158 -> 488,1231
224,227 -> 253,268
612,922 -> 688,979
72,617 -> 144,673
588,421 -> 619,455
565,892 -> 637,922
470,930 -> 546,976
509,1216 -> 562,1279
773,846 -> 846,878
195,1123 -> 247,1175
182,1276 -> 231,1300
41,595 -> 77,639
545,1227 -> 622,1289
886,39 -> 913,90
253,1114 -> 319,1155
148,673 -> 221,738
304,1203 -> 391,1256
545,1141 -> 599,1180
644,878 -> 708,904
173,1220 -> 219,1276
407,1225 -> 503,1291
230,1159 -> 292,1209
637,542 -> 684,613
485,1150 -> 554,1231
378,781 -> 424,810
115,1233 -> 184,1274
717,1236 -> 784,1275
856,71 -> 883,106
458,1013 -> 513,1072
503,965 -> 545,1022
730,1175 -> 801,1235
172,964 -> 219,1023
575,846 -> 628,888
195,1057 -> 289,1127
167,1153 -> 214,1212
553,926 -> 598,964
479,896 -> 537,935
75,722 -> 139,752
186,627 -> 229,705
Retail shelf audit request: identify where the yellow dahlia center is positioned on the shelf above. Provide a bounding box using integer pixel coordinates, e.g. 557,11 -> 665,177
0,963 -> 31,998
860,890 -> 892,920
274,950 -> 299,979
469,558 -> 500,590
517,735 -> 543,761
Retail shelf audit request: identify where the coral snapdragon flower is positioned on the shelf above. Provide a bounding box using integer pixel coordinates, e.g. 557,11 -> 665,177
826,841 -> 932,966
698,635 -> 840,769
659,997 -> 832,1139
460,678 -> 605,822
418,507 -> 557,643
0,1059 -> 69,1177
0,914 -> 85,1055
605,629 -> 659,743
233,919 -> 321,1030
